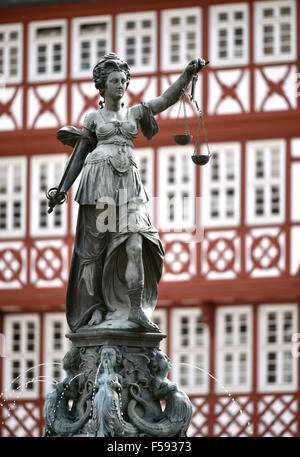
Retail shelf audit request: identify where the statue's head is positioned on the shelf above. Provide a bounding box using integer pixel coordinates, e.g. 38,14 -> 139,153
93,52 -> 131,99
150,350 -> 171,377
62,347 -> 81,373
99,345 -> 122,370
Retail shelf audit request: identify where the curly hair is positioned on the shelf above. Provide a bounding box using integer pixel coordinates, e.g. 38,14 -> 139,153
93,52 -> 131,101
149,350 -> 170,375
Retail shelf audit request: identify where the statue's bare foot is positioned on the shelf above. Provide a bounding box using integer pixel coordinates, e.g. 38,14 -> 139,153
128,309 -> 160,333
88,309 -> 103,327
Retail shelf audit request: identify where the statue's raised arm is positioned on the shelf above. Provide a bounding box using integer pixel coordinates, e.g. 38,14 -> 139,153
147,58 -> 208,116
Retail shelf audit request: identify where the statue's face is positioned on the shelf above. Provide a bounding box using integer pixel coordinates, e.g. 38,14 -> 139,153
104,70 -> 127,101
157,352 -> 171,374
101,347 -> 117,367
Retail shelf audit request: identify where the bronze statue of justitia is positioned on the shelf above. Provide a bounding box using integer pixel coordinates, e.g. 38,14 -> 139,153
48,52 -> 207,334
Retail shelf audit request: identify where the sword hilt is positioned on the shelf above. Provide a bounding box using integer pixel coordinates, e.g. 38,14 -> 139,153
46,187 -> 68,214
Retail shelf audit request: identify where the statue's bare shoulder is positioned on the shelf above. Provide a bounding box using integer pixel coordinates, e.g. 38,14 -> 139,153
83,111 -> 97,130
129,104 -> 143,122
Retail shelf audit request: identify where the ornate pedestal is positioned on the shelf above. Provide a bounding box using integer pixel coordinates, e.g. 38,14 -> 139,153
44,328 -> 192,437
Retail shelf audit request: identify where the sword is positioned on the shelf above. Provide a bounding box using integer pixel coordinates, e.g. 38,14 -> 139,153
46,126 -> 85,214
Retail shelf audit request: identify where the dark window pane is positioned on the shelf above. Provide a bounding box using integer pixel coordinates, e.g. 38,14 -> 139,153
126,21 -> 135,30
263,9 -> 274,17
171,17 -> 180,26
234,11 -> 244,20
142,20 -> 151,28
218,12 -> 228,21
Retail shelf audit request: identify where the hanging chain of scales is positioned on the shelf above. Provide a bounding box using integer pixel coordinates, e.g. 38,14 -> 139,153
174,61 -> 211,166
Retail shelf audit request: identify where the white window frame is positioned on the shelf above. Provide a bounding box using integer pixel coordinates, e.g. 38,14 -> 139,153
209,3 -> 249,67
116,11 -> 157,74
258,304 -> 298,393
161,7 -> 202,72
3,314 -> 40,399
151,308 -> 167,353
30,154 -> 67,237
0,23 -> 23,84
158,146 -> 195,231
202,142 -> 241,227
171,307 -> 209,395
254,0 -> 297,64
43,313 -> 71,396
0,156 -> 27,239
28,19 -> 67,82
72,15 -> 112,79
133,147 -> 154,221
246,139 -> 285,225
216,306 -> 252,393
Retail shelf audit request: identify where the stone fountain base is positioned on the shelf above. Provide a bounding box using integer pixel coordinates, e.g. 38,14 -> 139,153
68,327 -> 166,349
43,328 -> 192,437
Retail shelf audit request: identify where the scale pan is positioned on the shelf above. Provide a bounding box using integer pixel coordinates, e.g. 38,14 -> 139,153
191,154 -> 210,166
174,134 -> 193,145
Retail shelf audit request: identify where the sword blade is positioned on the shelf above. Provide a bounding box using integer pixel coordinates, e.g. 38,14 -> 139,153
55,137 -> 81,196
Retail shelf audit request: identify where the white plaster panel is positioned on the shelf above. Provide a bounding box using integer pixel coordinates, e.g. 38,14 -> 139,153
291,138 -> 300,158
201,230 -> 240,280
123,76 -> 157,106
30,239 -> 68,288
255,65 -> 297,112
246,227 -> 285,278
0,87 -> 23,131
291,227 -> 300,275
0,241 -> 27,289
208,70 -> 249,115
27,84 -> 67,129
71,82 -> 98,125
161,232 -> 197,282
291,162 -> 300,221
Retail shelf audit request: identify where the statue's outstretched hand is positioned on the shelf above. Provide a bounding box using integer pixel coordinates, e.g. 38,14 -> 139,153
185,58 -> 208,76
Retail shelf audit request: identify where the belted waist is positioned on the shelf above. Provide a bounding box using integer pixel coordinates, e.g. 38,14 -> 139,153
96,139 -> 134,147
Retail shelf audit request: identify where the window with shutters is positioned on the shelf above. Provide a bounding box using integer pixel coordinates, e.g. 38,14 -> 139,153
0,157 -> 26,238
29,19 -> 66,81
210,3 -> 249,67
202,143 -> 240,227
161,8 -> 201,71
0,23 -> 23,83
254,1 -> 296,63
30,154 -> 67,236
3,314 -> 40,399
216,306 -> 252,393
171,308 -> 209,394
116,12 -> 156,73
158,146 -> 195,231
259,304 -> 298,392
72,16 -> 112,78
246,140 -> 285,225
